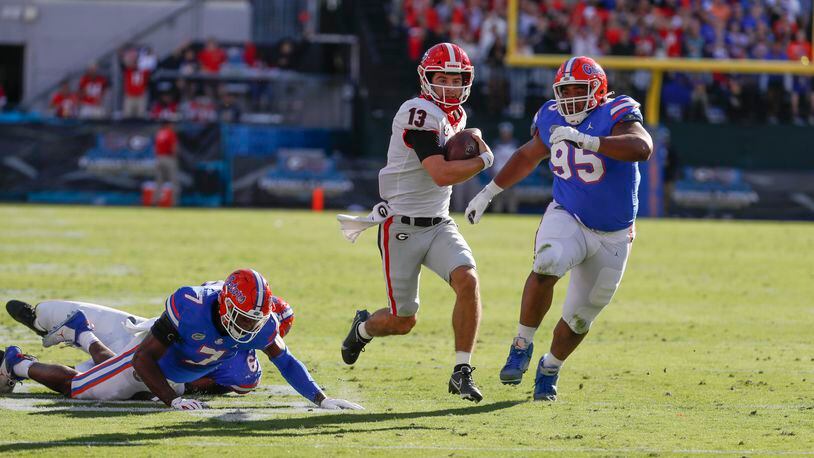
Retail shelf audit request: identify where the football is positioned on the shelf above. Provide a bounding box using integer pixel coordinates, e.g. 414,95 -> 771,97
444,128 -> 481,161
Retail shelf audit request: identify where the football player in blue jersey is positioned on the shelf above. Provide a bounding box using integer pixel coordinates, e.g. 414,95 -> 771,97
465,56 -> 653,401
3,295 -> 295,397
0,269 -> 362,411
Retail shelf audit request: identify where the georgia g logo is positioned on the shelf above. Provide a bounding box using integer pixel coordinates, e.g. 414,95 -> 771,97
396,233 -> 409,241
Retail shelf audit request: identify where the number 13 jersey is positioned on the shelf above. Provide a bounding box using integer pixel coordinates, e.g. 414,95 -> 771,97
534,95 -> 644,232
379,96 -> 467,218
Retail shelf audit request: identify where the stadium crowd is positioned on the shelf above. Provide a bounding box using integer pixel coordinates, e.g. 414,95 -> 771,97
48,38 -> 306,123
399,0 -> 814,124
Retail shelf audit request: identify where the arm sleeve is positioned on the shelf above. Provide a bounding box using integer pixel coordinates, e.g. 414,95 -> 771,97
270,346 -> 322,404
150,312 -> 179,346
403,129 -> 444,162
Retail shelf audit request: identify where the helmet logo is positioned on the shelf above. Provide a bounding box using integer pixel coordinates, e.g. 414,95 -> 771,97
582,63 -> 602,75
225,275 -> 246,304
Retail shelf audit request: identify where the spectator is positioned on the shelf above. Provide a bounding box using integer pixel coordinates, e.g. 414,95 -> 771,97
490,122 -> 520,214
153,121 -> 180,206
50,80 -> 78,119
198,38 -> 226,74
179,47 -> 199,75
218,89 -> 242,123
78,63 -> 108,119
0,81 -> 6,111
150,91 -> 180,122
122,58 -> 149,119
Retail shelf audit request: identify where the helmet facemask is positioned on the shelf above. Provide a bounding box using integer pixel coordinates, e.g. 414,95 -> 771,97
553,79 -> 602,125
221,297 -> 270,343
418,68 -> 473,107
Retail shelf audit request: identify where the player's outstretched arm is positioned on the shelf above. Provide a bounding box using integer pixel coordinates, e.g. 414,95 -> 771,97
465,133 -> 549,224
263,337 -> 363,410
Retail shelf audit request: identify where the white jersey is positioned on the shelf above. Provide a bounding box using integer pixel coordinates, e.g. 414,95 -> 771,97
379,97 -> 467,218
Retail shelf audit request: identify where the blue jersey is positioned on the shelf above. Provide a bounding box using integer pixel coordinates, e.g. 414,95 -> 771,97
534,95 -> 644,231
157,282 -> 278,383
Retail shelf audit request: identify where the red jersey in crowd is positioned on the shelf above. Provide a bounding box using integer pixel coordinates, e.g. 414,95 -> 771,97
155,126 -> 178,156
50,90 -> 78,118
198,47 -> 226,73
79,74 -> 108,106
124,68 -> 149,97
151,101 -> 179,121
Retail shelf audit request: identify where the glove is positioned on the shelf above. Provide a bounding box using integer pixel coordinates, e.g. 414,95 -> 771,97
549,126 -> 600,152
470,129 -> 494,169
319,398 -> 365,410
465,180 -> 503,224
171,397 -> 208,410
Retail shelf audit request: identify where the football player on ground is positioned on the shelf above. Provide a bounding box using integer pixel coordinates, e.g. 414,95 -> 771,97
340,43 -> 494,402
466,56 -> 653,401
3,293 -> 295,396
0,269 -> 362,411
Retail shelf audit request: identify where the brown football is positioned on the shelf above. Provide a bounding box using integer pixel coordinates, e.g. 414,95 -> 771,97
444,129 -> 481,161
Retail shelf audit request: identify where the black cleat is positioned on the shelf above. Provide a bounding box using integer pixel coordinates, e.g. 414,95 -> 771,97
341,309 -> 371,365
449,365 -> 483,403
6,300 -> 46,337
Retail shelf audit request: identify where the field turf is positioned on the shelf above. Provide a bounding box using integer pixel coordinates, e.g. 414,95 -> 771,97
0,204 -> 812,456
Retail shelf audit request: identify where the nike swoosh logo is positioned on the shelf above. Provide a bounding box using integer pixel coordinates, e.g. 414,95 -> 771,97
451,378 -> 462,391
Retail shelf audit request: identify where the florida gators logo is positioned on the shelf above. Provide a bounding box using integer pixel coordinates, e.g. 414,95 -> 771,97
225,275 -> 247,304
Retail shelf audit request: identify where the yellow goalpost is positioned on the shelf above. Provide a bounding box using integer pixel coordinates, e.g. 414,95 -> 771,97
505,0 -> 814,124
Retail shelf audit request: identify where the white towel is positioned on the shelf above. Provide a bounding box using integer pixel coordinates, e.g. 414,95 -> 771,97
336,202 -> 392,243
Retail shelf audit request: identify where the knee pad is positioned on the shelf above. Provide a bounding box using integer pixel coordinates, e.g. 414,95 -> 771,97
588,267 -> 623,308
532,240 -> 568,278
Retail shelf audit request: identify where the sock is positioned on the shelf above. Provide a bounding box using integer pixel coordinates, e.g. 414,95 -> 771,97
77,331 -> 101,353
356,321 -> 372,341
542,353 -> 564,369
455,351 -> 472,367
12,359 -> 34,379
517,324 -> 537,344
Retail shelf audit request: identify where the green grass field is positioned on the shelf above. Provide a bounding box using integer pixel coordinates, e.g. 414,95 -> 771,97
0,204 -> 812,456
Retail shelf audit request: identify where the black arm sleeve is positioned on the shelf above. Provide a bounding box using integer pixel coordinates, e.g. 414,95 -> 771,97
404,129 -> 444,162
150,312 -> 179,346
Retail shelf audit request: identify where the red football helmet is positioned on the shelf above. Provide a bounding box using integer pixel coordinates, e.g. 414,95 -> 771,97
553,56 -> 608,125
271,296 -> 294,338
417,43 -> 474,108
218,269 -> 273,343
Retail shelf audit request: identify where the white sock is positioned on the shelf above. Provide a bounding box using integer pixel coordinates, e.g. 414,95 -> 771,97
77,331 -> 101,353
12,359 -> 34,379
542,353 -> 564,369
455,351 -> 471,367
517,324 -> 537,343
356,321 -> 372,341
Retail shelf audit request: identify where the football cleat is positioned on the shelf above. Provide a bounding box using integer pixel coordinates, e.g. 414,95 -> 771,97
499,338 -> 534,385
6,300 -> 46,337
42,310 -> 94,348
533,357 -> 560,401
0,346 -> 36,393
341,309 -> 371,365
449,365 -> 483,403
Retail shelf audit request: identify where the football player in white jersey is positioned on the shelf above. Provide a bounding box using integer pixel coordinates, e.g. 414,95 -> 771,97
341,43 -> 494,402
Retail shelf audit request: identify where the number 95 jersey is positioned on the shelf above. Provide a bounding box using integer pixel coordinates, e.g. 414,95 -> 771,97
534,95 -> 644,232
379,96 -> 467,218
